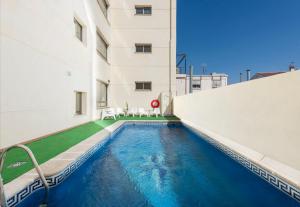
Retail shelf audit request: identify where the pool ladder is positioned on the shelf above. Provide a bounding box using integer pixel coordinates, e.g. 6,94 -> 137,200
0,145 -> 49,207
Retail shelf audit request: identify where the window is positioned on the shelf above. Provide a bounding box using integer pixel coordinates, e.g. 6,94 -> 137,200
135,6 -> 152,15
96,81 -> 108,108
135,82 -> 152,91
212,77 -> 222,88
212,80 -> 222,88
74,18 -> 83,42
97,0 -> 108,17
75,92 -> 83,115
135,44 -> 152,53
96,31 -> 108,60
192,84 -> 201,89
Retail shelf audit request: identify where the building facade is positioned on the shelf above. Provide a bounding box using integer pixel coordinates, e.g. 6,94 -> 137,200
0,0 -> 176,148
176,73 -> 228,96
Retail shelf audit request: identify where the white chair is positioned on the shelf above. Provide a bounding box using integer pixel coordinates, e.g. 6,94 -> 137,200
127,107 -> 138,117
116,107 -> 125,117
138,108 -> 149,117
101,108 -> 116,120
150,108 -> 161,118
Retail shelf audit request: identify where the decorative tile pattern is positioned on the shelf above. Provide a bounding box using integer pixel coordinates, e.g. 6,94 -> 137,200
6,121 -> 300,206
185,125 -> 300,203
5,121 -> 167,206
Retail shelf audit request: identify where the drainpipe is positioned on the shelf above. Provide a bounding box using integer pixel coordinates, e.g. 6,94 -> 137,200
246,69 -> 251,81
189,65 -> 193,93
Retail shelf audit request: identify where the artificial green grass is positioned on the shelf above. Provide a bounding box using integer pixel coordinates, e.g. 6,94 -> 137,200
2,116 -> 180,184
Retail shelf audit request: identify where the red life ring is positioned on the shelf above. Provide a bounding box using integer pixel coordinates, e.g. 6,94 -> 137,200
151,100 -> 160,108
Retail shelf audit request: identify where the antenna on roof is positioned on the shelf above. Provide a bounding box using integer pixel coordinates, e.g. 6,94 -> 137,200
201,64 -> 207,75
289,62 -> 296,72
240,72 -> 243,82
246,69 -> 251,81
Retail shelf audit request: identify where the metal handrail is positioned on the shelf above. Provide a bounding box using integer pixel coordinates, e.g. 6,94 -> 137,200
0,144 -> 49,207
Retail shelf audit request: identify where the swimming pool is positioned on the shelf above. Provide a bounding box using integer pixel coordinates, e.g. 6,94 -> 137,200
17,123 -> 300,206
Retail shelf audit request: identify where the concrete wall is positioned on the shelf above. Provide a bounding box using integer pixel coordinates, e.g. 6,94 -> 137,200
0,0 -> 110,148
109,0 -> 176,112
0,0 -> 176,148
174,71 -> 300,172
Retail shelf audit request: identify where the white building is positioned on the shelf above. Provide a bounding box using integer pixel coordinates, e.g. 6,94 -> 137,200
176,73 -> 228,96
0,0 -> 176,148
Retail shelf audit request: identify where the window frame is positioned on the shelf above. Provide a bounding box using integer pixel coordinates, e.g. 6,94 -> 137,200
135,44 -> 152,53
97,0 -> 109,18
212,77 -> 222,88
135,81 -> 152,91
75,92 -> 82,115
96,80 -> 108,109
74,18 -> 83,42
135,5 -> 152,15
96,30 -> 109,61
73,16 -> 87,46
75,91 -> 87,115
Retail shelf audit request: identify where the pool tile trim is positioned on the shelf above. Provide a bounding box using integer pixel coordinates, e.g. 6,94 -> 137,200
182,120 -> 300,203
4,120 -> 180,207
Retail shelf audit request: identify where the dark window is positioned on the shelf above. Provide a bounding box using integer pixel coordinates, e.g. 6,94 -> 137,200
144,45 -> 152,53
192,84 -> 201,89
212,76 -> 222,88
135,44 -> 152,53
74,18 -> 83,42
212,80 -> 222,88
136,45 -> 144,53
135,82 -> 152,91
135,6 -> 152,15
144,7 -> 152,15
135,82 -> 144,90
136,7 -> 144,15
144,82 -> 152,90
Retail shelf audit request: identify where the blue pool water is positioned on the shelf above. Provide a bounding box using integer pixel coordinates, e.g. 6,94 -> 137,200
19,123 -> 300,207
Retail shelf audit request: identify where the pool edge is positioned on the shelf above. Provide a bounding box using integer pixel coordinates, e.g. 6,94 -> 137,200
3,120 -> 181,207
181,119 -> 300,203
4,119 -> 300,206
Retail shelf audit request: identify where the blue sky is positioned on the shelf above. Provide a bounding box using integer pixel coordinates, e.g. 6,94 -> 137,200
177,0 -> 300,83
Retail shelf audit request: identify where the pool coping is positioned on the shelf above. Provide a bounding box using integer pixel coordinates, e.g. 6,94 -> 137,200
4,119 -> 300,206
3,120 -> 180,207
181,119 -> 300,203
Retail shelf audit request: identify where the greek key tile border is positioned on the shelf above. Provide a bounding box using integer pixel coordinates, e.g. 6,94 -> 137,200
6,138 -> 107,207
6,121 -> 177,207
185,124 -> 300,203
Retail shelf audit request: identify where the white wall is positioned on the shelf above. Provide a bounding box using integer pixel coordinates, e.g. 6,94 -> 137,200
0,0 -> 110,148
174,71 -> 300,171
176,75 -> 188,96
84,0 -> 111,119
109,0 -> 177,113
0,0 -> 177,148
